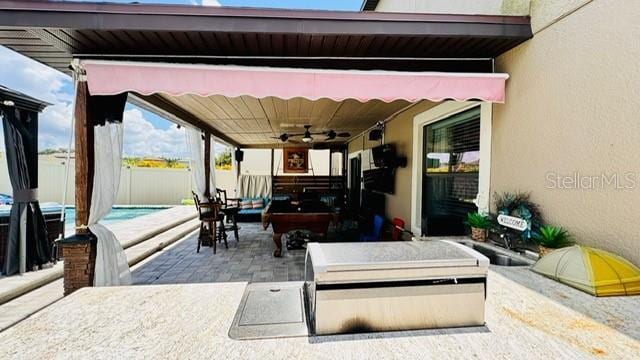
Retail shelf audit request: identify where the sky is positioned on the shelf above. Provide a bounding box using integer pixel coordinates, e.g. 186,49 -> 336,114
0,0 -> 363,158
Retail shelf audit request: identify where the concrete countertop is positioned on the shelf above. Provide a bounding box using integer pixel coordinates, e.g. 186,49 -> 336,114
0,268 -> 638,359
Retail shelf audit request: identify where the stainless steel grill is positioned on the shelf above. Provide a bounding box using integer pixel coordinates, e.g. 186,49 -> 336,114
305,240 -> 489,335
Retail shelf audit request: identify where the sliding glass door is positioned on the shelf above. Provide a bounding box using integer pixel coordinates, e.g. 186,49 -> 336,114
422,107 -> 481,236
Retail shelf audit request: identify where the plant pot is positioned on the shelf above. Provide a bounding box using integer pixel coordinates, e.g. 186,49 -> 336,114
471,227 -> 488,242
538,245 -> 553,257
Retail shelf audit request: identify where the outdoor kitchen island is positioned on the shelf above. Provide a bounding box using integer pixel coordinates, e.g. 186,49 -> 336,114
1,249 -> 638,359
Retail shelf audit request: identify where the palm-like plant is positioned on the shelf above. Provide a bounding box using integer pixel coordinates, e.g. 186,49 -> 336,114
533,225 -> 573,249
465,212 -> 492,229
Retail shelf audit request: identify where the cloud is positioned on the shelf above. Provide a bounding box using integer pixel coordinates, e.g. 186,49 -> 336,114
0,46 -> 191,158
201,0 -> 222,6
0,47 -> 70,104
0,46 -> 74,150
122,108 -> 189,158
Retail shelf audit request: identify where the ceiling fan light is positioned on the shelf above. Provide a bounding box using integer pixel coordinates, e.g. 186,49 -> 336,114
302,136 -> 313,143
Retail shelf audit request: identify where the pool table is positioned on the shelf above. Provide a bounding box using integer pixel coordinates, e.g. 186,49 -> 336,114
262,200 -> 339,257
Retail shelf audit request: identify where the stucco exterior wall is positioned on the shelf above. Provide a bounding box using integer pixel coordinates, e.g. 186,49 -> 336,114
373,0 -> 530,16
529,0 -> 591,33
347,134 -> 379,154
372,0 -> 593,34
347,101 -> 436,228
493,0 -> 640,265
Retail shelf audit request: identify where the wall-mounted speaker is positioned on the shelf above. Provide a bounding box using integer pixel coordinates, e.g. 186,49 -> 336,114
369,129 -> 383,141
234,149 -> 244,162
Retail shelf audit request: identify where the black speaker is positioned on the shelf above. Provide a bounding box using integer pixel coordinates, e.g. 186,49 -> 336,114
234,149 -> 244,162
369,129 -> 383,141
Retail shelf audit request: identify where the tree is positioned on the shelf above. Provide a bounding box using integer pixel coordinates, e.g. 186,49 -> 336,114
215,149 -> 232,170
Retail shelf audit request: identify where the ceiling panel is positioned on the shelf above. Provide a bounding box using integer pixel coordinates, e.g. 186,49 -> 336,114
161,94 -> 411,146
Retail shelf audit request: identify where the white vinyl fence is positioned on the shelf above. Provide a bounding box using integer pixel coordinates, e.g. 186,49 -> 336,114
0,157 -> 237,205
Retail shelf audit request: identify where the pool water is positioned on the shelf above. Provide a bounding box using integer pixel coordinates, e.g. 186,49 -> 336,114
64,207 -> 167,234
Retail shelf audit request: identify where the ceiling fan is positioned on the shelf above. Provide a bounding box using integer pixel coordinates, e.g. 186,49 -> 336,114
271,125 -> 351,143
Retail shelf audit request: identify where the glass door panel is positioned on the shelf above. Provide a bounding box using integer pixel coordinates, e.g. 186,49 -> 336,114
422,107 -> 481,236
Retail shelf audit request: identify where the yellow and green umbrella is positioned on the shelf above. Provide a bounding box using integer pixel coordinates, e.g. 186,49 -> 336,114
532,245 -> 640,296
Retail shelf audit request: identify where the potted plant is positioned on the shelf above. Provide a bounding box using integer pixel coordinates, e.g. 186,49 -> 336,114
533,225 -> 573,256
465,212 -> 492,242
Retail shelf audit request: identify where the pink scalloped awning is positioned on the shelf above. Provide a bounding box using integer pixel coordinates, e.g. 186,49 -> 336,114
83,61 -> 508,103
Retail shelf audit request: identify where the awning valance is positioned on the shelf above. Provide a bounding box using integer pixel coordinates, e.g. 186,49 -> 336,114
83,61 -> 509,103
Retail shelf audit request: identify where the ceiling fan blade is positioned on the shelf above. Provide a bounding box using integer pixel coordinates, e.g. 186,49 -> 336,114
337,132 -> 351,137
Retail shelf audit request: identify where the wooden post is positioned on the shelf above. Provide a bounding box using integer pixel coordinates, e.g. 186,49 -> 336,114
204,132 -> 211,198
75,82 -> 94,233
63,81 -> 96,296
270,148 -> 274,177
329,149 -> 333,189
236,148 -> 242,180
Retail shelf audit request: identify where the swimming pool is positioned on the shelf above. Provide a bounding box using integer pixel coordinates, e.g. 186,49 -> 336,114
0,204 -> 168,236
62,206 -> 169,234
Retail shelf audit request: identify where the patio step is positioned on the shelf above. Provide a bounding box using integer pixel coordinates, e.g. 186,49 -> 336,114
0,218 -> 199,331
0,208 -> 197,307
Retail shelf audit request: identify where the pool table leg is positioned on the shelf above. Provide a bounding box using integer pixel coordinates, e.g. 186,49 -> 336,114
273,232 -> 283,257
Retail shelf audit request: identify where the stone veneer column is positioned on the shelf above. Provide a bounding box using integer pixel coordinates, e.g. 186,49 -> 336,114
62,237 -> 96,296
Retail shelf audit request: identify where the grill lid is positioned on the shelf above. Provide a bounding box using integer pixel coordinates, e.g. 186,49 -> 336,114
308,240 -> 487,274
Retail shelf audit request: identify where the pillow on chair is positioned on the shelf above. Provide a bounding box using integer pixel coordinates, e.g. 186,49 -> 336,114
240,200 -> 253,210
251,199 -> 264,209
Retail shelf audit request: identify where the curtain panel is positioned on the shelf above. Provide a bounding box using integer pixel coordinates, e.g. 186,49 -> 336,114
186,127 -> 207,200
85,93 -> 130,286
237,175 -> 272,199
1,106 -> 50,275
90,122 -> 131,286
210,135 -> 217,193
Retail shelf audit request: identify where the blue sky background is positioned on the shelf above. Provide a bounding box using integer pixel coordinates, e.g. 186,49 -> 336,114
0,0 -> 363,158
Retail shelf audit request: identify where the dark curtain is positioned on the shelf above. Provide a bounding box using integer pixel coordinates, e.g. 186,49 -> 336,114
1,106 -> 50,275
89,93 -> 128,126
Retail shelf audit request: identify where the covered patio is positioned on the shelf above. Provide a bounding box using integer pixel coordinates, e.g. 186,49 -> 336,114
1,2 -> 640,358
0,0 -> 530,294
68,61 -> 510,283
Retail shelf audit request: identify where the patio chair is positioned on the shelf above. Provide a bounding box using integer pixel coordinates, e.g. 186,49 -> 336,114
360,215 -> 384,242
216,188 -> 240,242
192,191 -> 222,254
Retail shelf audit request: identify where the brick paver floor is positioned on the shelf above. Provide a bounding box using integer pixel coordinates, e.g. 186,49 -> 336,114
132,222 -> 306,284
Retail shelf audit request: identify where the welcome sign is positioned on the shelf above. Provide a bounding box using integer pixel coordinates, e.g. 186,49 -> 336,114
497,214 -> 528,231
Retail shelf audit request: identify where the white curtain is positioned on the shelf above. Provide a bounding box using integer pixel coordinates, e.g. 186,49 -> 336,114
186,127 -> 206,200
237,175 -> 272,198
210,135 -> 217,193
90,122 -> 131,286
